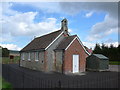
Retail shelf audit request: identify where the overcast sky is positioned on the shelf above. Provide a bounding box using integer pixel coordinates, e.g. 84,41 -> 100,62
0,1 -> 119,50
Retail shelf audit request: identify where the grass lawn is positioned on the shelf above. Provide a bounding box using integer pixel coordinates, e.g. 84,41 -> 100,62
0,76 -> 13,89
2,56 -> 20,64
109,61 -> 120,65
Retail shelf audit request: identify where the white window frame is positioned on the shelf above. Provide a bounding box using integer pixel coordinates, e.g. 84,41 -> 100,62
28,52 -> 31,61
35,52 -> 39,61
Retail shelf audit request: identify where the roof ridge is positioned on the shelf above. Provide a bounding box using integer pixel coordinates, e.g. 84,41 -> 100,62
55,35 -> 77,50
68,35 -> 77,37
64,35 -> 77,38
35,29 -> 62,39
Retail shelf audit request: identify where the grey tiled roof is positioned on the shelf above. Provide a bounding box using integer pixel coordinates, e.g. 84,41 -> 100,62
93,54 -> 109,59
21,30 -> 62,51
55,35 -> 77,50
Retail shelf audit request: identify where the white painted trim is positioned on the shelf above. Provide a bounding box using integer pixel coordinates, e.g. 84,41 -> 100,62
65,37 -> 77,50
45,31 -> 64,50
76,37 -> 90,55
65,36 -> 90,55
35,60 -> 39,62
73,54 -> 79,73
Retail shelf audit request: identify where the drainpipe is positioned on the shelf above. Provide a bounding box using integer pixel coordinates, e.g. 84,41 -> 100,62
62,50 -> 65,74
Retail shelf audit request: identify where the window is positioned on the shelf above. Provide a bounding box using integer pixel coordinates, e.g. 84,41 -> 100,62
21,53 -> 22,60
21,53 -> 24,60
28,52 -> 31,61
35,52 -> 39,61
52,52 -> 54,63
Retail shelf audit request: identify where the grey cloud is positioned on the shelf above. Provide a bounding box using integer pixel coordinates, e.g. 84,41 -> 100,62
104,38 -> 116,43
59,2 -> 118,18
59,2 -> 118,41
90,15 -> 118,34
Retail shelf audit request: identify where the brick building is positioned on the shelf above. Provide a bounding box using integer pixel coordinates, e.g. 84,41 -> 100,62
20,19 -> 90,74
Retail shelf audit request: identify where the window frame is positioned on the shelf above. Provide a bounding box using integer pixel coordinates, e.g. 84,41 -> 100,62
35,52 -> 39,61
28,52 -> 31,61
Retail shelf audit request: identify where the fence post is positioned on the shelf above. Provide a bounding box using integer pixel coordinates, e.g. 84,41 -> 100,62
58,80 -> 61,88
22,71 -> 24,88
50,80 -> 52,88
8,65 -> 10,82
77,80 -> 78,88
39,78 -> 40,88
68,80 -> 69,88
8,65 -> 9,82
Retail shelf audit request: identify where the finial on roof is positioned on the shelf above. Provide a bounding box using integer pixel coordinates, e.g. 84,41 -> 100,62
61,18 -> 68,31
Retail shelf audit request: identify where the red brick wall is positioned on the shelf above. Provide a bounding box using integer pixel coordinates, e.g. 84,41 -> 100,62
63,38 -> 86,73
85,53 -> 89,58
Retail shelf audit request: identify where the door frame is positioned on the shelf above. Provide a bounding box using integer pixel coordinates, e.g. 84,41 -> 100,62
72,54 -> 79,73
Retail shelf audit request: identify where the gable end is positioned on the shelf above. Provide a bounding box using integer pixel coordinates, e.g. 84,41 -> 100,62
65,36 -> 90,55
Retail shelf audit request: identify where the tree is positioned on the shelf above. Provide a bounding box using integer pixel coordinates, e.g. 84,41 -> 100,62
118,44 -> 120,61
93,43 -> 120,61
93,43 -> 102,54
101,43 -> 109,57
118,44 -> 120,52
2,48 -> 9,57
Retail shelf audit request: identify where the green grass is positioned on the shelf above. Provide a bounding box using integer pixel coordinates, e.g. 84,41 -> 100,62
2,56 -> 20,64
109,61 -> 120,65
0,76 -> 13,89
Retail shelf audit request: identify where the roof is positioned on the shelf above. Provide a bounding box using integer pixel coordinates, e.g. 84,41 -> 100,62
55,35 -> 90,55
55,35 -> 77,50
84,46 -> 93,54
93,54 -> 109,59
21,30 -> 62,51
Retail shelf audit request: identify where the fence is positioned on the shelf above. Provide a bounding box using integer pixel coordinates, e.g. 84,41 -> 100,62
2,64 -> 119,88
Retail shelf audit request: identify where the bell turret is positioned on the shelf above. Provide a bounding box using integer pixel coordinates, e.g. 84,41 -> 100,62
61,18 -> 68,31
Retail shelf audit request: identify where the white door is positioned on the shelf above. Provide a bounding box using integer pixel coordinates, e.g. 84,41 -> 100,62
73,55 -> 79,73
